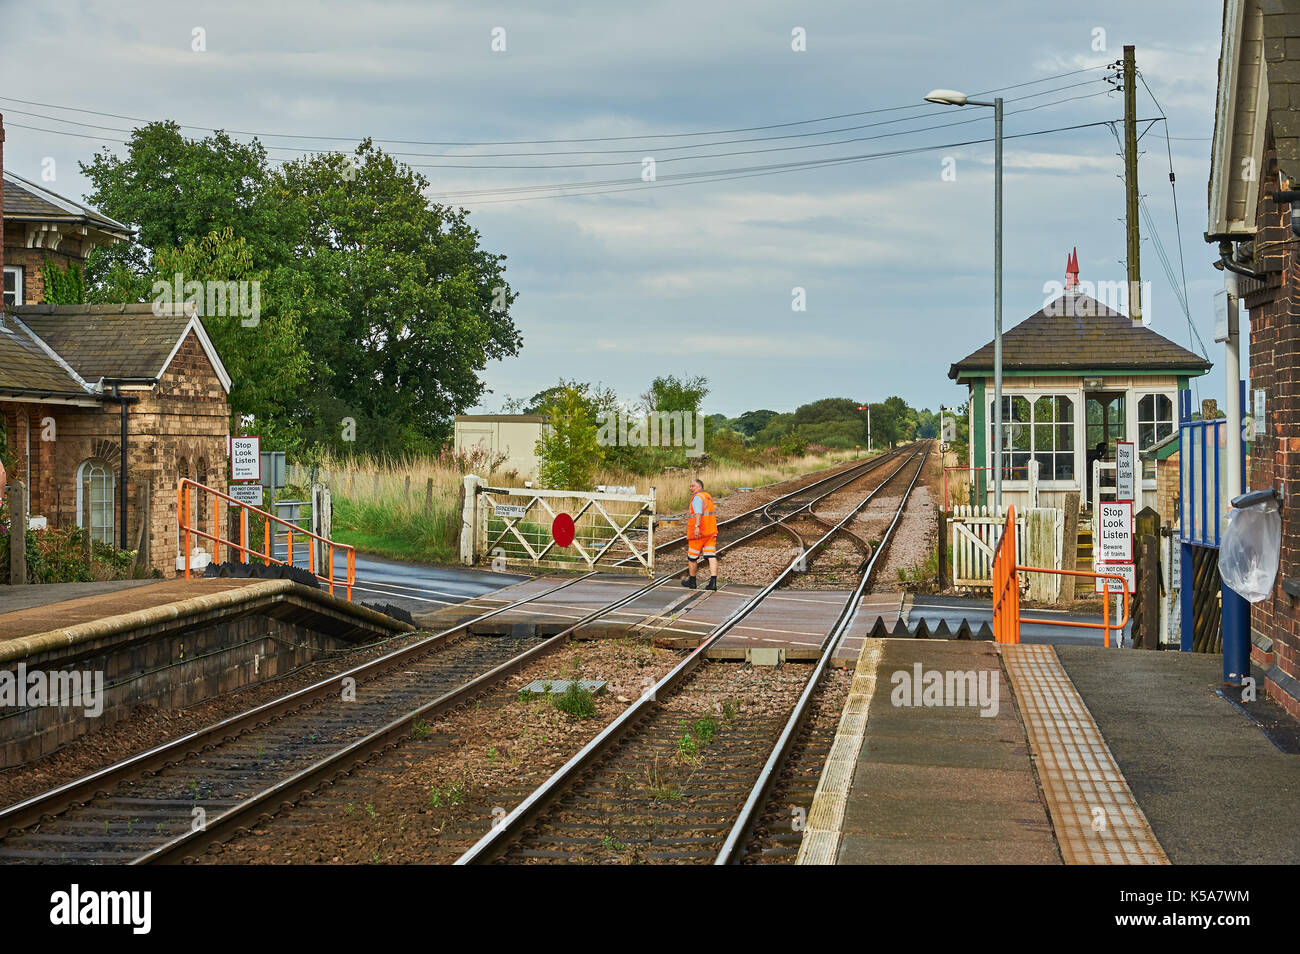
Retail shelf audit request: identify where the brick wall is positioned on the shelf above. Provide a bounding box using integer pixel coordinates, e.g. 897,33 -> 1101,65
1156,449 -> 1179,526
1244,126 -> 1300,718
3,329 -> 230,575
0,244 -> 90,306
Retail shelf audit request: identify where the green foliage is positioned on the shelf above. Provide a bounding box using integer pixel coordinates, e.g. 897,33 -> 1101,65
152,228 -> 308,434
41,255 -> 85,304
536,384 -> 604,490
553,681 -> 597,719
778,432 -> 808,456
80,124 -> 521,456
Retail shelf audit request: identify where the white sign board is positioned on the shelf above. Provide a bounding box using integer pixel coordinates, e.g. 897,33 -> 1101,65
1254,389 -> 1266,437
1213,288 -> 1229,342
1115,441 -> 1136,502
1094,560 -> 1135,594
1097,501 -> 1133,561
229,483 -> 264,507
494,504 -> 528,518
230,436 -> 261,481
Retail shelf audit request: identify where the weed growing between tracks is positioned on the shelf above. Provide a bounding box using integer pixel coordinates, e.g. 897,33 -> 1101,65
200,637 -> 680,865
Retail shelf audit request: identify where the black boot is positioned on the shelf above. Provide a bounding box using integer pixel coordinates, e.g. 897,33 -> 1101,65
681,576 -> 696,589
704,576 -> 717,591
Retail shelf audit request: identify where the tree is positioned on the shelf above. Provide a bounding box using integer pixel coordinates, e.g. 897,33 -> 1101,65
80,126 -> 522,455
275,143 -> 521,454
640,374 -> 709,415
151,228 -> 309,437
535,384 -> 604,490
732,409 -> 777,438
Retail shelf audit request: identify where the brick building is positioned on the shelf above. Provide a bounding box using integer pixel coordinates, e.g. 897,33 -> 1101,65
1208,0 -> 1300,716
1,117 -> 232,576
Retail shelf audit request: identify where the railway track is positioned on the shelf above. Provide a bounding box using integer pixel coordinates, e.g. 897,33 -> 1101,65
455,443 -> 930,865
0,452 -> 912,864
606,448 -> 906,568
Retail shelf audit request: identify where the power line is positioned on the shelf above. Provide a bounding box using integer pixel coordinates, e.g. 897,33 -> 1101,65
0,65 -> 1109,149
443,118 -> 1163,205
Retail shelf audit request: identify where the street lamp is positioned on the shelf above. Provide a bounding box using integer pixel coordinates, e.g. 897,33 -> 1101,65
925,88 -> 1003,511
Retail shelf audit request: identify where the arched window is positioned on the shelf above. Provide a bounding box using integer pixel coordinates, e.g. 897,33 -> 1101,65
76,459 -> 116,545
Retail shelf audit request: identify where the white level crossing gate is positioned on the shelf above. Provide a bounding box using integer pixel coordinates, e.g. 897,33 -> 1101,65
950,505 -> 1064,601
461,476 -> 657,572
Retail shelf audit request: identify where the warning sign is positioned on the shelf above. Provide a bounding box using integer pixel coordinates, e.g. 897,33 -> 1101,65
230,436 -> 261,481
1094,560 -> 1135,595
1115,441 -> 1135,502
229,483 -> 264,507
1097,501 -> 1133,562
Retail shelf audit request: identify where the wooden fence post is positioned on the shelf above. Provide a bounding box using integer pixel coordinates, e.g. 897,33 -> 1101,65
1059,492 -> 1080,603
1133,507 -> 1161,648
425,477 -> 434,516
133,479 -> 152,575
8,482 -> 27,585
404,475 -> 411,508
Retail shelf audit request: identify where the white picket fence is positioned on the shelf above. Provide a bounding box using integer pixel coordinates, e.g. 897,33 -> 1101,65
950,505 -> 1064,601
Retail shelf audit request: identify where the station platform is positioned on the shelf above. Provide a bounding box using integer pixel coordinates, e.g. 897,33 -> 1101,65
799,636 -> 1300,865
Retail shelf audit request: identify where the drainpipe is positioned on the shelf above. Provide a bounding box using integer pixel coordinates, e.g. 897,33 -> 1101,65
102,378 -> 158,550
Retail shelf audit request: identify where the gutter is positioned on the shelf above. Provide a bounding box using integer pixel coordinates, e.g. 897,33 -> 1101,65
102,376 -> 159,550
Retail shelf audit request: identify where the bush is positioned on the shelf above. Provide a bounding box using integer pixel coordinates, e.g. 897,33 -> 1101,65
553,681 -> 597,719
778,433 -> 808,457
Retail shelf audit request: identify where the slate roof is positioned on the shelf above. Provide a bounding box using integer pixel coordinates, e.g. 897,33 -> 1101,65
2,171 -> 132,237
0,319 -> 86,397
948,292 -> 1213,381
18,304 -> 193,383
0,303 -> 231,400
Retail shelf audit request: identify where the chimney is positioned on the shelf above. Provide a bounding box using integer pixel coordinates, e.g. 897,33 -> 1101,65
1064,246 -> 1079,290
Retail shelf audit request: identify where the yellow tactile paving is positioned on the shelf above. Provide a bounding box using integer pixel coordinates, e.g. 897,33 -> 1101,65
797,638 -> 883,865
1001,643 -> 1169,865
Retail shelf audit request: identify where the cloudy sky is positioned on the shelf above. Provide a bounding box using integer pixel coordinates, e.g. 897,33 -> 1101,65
0,0 -> 1229,418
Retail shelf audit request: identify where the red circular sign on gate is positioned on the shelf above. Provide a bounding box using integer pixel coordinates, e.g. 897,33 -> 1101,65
552,513 -> 576,547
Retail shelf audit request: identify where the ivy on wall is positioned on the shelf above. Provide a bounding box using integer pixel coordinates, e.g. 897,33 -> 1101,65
41,254 -> 86,305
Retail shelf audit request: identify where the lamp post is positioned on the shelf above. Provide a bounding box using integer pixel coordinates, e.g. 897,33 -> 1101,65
925,89 -> 1003,510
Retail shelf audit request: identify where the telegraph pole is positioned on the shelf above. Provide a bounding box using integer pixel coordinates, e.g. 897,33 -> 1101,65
1123,45 -> 1142,325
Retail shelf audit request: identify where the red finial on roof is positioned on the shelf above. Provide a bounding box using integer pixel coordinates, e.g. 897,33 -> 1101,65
1064,247 -> 1080,289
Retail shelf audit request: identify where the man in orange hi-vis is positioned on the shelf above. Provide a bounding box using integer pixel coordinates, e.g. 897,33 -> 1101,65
682,477 -> 718,590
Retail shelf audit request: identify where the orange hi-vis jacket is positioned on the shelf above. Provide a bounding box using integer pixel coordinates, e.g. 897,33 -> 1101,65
688,491 -> 717,540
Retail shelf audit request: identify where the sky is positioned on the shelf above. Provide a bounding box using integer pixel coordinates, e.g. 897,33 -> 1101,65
0,0 -> 1230,419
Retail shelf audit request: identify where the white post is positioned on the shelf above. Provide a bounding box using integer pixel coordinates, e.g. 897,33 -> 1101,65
461,474 -> 484,565
1224,274 -> 1244,508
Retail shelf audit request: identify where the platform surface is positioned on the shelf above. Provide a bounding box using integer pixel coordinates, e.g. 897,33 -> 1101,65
0,578 -> 268,641
802,637 -> 1300,865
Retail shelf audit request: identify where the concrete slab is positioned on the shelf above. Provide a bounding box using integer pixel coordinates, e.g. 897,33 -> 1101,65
0,578 -> 267,641
1056,647 -> 1300,864
800,637 -> 1060,865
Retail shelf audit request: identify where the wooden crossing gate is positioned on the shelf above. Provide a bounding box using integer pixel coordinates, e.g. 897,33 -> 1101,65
462,477 -> 657,572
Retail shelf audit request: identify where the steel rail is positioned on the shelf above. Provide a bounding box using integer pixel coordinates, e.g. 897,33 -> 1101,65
2,451 -> 911,859
612,448 -> 905,566
136,462 -> 901,863
0,572 -> 601,837
714,443 -> 930,864
454,446 -> 926,865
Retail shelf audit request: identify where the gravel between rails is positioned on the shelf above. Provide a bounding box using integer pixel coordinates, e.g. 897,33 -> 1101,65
199,638 -> 684,865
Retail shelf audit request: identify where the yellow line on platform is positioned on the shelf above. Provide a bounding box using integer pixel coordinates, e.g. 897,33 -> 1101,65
797,638 -> 884,865
1001,644 -> 1169,865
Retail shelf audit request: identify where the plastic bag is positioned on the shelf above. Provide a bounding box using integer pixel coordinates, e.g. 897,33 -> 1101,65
1219,495 -> 1282,603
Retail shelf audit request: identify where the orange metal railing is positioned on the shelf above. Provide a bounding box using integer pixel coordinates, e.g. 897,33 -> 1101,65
177,478 -> 355,599
989,505 -> 1130,647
